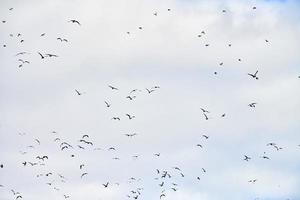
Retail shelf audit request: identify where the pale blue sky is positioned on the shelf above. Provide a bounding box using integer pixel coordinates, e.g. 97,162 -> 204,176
0,0 -> 300,200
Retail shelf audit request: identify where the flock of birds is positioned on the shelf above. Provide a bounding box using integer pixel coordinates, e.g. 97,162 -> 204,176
0,3 -> 299,200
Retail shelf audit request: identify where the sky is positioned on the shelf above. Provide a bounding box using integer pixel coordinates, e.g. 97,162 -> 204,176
0,0 -> 300,200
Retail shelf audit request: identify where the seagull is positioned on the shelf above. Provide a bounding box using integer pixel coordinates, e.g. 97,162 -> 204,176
69,19 -> 81,25
81,173 -> 88,178
202,135 -> 209,139
126,95 -> 136,100
38,52 -> 45,59
111,117 -> 120,121
203,113 -> 209,120
248,103 -> 257,108
200,108 -> 209,113
104,101 -> 111,107
249,179 -> 257,183
146,88 -> 155,94
102,182 -> 109,188
126,114 -> 135,120
125,133 -> 137,137
248,70 -> 259,80
75,89 -> 82,95
45,53 -> 58,57
108,85 -> 118,90
244,155 -> 251,161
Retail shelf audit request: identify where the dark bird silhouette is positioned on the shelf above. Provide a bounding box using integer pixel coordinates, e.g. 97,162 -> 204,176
38,52 -> 45,59
111,117 -> 121,121
125,133 -> 137,137
108,85 -> 118,90
126,114 -> 135,120
200,108 -> 209,113
196,144 -> 203,148
244,155 -> 251,161
248,102 -> 257,108
69,19 -> 81,25
81,173 -> 88,178
202,135 -> 209,139
202,168 -> 206,173
126,95 -> 136,100
248,179 -> 257,183
154,153 -> 160,157
203,113 -> 209,120
75,89 -> 82,95
45,53 -> 58,57
248,70 -> 259,80
103,182 -> 109,188
146,88 -> 155,94
104,101 -> 111,107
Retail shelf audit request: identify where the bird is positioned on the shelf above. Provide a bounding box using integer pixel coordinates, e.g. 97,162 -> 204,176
126,95 -> 136,100
38,52 -> 45,59
108,85 -> 118,90
111,117 -> 121,121
196,144 -> 203,148
146,88 -> 155,94
160,194 -> 166,199
45,53 -> 58,57
104,101 -> 111,107
221,113 -> 226,117
125,133 -> 137,137
40,33 -> 46,37
69,19 -> 81,25
126,114 -> 135,120
244,155 -> 251,161
35,139 -> 41,145
159,182 -> 164,187
253,6 -> 257,9
248,70 -> 259,79
248,103 -> 257,108
261,155 -> 270,160
102,182 -> 109,188
202,135 -> 209,139
154,153 -> 160,157
81,173 -> 88,178
75,89 -> 82,95
0,164 -> 3,168
202,168 -> 206,173
249,179 -> 257,183
57,37 -> 68,42
200,108 -> 209,113
203,113 -> 209,120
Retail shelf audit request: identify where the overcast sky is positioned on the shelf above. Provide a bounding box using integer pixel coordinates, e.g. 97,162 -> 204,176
0,0 -> 300,200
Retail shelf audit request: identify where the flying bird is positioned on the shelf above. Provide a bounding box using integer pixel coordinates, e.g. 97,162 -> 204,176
248,70 -> 259,80
69,19 -> 81,25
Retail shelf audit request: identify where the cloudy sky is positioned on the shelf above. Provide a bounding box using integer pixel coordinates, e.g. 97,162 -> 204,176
0,0 -> 300,200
